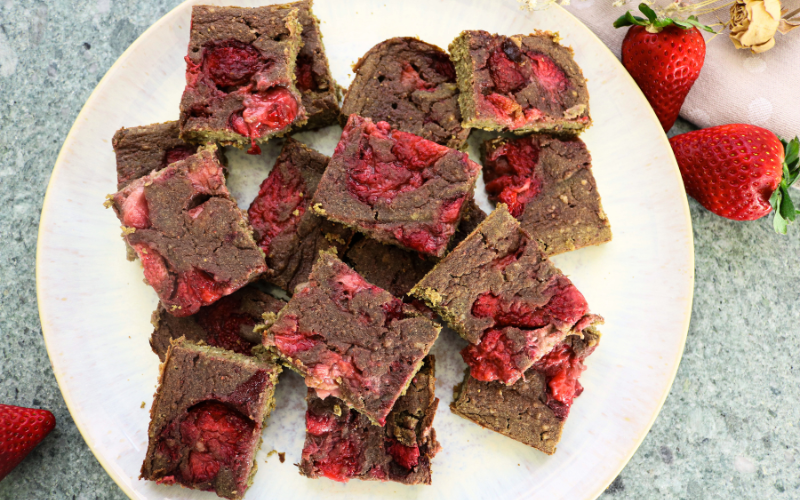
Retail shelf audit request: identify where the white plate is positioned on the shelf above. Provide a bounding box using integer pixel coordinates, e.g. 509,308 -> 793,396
36,1 -> 694,499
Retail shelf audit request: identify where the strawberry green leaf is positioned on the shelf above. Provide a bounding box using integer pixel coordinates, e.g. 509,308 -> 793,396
655,18 -> 676,28
613,12 -> 649,28
784,137 -> 799,169
774,210 -> 788,234
770,189 -> 788,234
613,5 -> 715,32
779,186 -> 796,222
638,3 -> 658,23
685,16 -> 717,33
769,188 -> 780,209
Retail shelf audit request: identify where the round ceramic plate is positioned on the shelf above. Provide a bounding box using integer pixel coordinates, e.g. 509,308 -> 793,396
37,0 -> 694,498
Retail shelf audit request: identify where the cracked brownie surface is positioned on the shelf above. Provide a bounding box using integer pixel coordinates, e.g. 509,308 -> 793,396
263,252 -> 440,426
112,121 -> 203,190
290,0 -> 340,131
411,205 -> 601,385
141,340 -> 281,499
451,329 -> 600,455
179,5 -> 306,154
150,285 -> 285,361
299,356 -> 440,484
482,134 -> 611,255
247,138 -> 352,294
449,30 -> 590,134
311,114 -> 481,258
108,147 -> 267,317
341,37 -> 469,149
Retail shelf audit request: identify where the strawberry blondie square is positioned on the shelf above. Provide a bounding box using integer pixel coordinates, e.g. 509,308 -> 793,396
311,114 -> 481,258
341,37 -> 469,148
411,205 -> 602,385
451,329 -> 600,454
141,339 -> 281,499
106,147 -> 267,317
179,4 -> 307,154
300,356 -> 440,484
482,134 -> 611,255
263,252 -> 440,426
449,30 -> 590,134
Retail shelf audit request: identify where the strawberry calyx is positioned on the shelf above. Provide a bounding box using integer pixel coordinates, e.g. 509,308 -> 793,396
769,136 -> 800,234
613,3 -> 715,34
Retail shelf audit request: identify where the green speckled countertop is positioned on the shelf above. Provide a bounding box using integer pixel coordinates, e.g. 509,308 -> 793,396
1,1 -> 798,498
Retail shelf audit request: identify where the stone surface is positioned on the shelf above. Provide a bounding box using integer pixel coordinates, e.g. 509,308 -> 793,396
0,1 -> 798,499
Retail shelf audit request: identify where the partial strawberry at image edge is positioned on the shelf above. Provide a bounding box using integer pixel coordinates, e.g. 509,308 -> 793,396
669,124 -> 800,234
614,3 -> 713,132
0,404 -> 56,481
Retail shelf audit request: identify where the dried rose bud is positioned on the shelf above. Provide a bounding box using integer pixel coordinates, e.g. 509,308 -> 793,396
729,0 -> 782,53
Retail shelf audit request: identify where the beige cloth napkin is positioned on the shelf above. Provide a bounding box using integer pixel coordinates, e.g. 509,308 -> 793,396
563,0 -> 800,138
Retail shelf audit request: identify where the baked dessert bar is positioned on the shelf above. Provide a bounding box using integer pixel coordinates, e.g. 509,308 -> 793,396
341,37 -> 469,149
140,339 -> 281,499
179,4 -> 306,154
482,134 -> 611,255
247,138 -> 352,295
449,30 -> 590,134
451,329 -> 599,455
106,147 -> 267,317
410,205 -> 601,385
299,356 -> 440,484
112,121 -> 203,190
311,114 -> 481,258
263,252 -> 440,425
150,285 -> 285,360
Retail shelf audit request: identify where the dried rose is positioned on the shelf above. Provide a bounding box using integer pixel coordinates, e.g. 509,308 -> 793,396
729,0 -> 782,53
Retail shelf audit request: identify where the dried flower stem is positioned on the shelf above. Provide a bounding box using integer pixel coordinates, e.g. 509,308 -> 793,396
784,7 -> 800,19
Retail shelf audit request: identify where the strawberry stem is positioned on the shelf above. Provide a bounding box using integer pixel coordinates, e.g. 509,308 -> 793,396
769,136 -> 800,234
613,3 -> 717,33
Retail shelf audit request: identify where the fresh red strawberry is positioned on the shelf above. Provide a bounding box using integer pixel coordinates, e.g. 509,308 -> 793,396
614,4 -> 713,131
0,404 -> 56,480
670,124 -> 800,233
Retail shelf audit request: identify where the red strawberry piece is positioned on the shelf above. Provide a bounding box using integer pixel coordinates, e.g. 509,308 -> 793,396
670,125 -> 800,233
0,404 -> 56,480
614,3 -> 712,131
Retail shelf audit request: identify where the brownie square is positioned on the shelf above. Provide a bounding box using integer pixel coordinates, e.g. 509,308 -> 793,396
449,30 -> 590,134
311,114 -> 481,258
451,329 -> 600,455
247,138 -> 352,294
344,199 -> 486,298
112,121 -> 202,190
482,134 -> 611,255
179,5 -> 307,154
263,252 -> 441,425
410,205 -> 602,385
299,356 -> 440,484
140,340 -> 281,499
290,0 -> 340,131
150,285 -> 286,361
106,147 -> 267,317
341,37 -> 470,149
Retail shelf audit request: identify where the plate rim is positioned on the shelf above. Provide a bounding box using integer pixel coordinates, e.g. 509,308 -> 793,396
35,1 -> 695,499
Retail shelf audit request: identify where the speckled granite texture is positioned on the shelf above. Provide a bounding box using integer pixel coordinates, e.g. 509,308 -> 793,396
0,1 -> 798,499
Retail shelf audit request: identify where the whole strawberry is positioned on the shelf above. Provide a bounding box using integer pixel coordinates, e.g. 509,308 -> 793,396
0,404 -> 56,481
614,4 -> 713,131
670,124 -> 800,233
